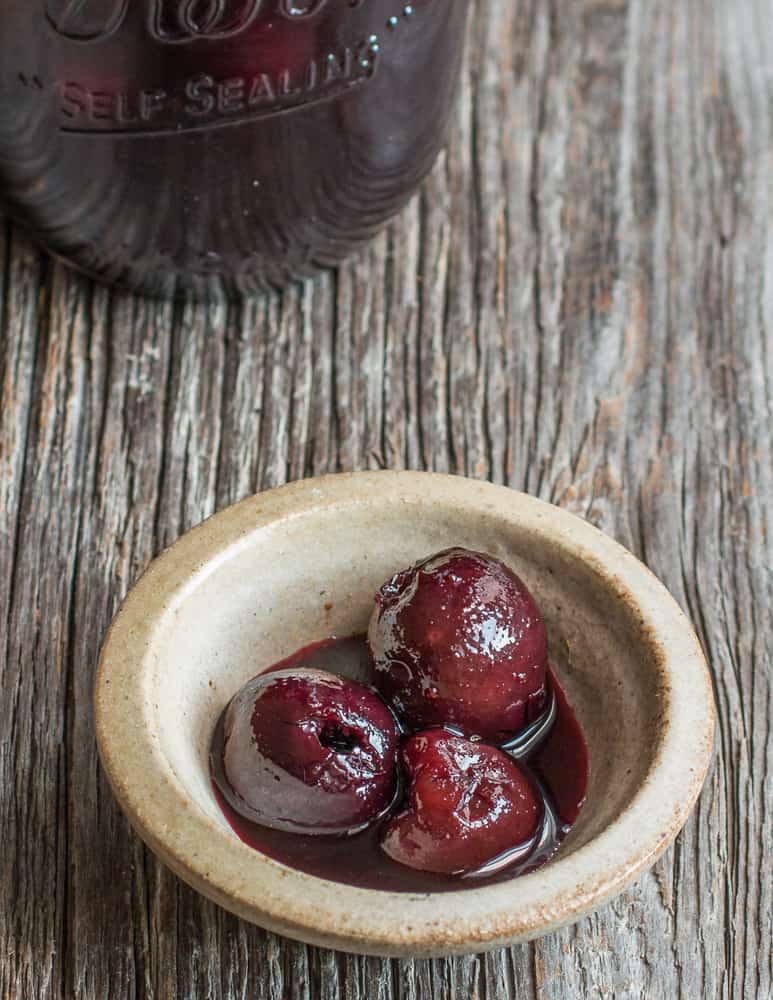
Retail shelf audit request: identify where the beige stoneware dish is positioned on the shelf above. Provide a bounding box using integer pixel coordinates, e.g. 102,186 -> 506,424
95,472 -> 715,957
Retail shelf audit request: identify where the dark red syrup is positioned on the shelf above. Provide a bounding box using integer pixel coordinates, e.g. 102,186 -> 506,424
210,635 -> 589,892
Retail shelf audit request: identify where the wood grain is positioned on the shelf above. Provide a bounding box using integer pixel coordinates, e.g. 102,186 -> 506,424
1,0 -> 772,996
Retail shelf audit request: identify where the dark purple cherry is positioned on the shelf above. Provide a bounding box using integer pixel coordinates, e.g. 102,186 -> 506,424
220,668 -> 400,835
368,548 -> 548,741
381,729 -> 542,875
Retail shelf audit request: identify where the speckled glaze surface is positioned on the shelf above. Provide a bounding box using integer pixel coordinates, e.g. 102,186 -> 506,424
94,472 -> 715,957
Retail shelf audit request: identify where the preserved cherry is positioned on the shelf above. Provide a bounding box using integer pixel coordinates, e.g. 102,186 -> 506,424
381,729 -> 543,875
368,548 -> 548,741
219,667 -> 400,835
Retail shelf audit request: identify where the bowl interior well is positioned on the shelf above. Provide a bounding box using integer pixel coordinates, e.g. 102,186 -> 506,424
149,497 -> 667,864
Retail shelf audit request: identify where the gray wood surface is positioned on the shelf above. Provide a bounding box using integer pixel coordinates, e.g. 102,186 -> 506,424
2,0 -> 772,996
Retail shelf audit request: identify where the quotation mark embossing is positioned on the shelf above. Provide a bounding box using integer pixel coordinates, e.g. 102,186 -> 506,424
18,73 -> 44,90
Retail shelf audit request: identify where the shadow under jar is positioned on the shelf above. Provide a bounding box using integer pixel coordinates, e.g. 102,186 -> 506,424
0,0 -> 468,298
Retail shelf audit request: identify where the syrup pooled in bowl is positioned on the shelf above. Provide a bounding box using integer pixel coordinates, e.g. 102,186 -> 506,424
211,636 -> 589,892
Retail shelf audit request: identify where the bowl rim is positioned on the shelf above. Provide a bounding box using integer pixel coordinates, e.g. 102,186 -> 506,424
94,471 -> 716,957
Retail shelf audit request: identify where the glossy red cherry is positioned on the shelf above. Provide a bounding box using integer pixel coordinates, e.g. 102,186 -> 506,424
381,729 -> 542,875
220,668 -> 400,835
368,548 -> 548,741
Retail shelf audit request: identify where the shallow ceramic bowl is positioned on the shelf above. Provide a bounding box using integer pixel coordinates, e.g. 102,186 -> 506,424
95,472 -> 715,957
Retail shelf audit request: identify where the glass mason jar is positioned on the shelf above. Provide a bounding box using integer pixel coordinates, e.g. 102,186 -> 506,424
0,0 -> 468,297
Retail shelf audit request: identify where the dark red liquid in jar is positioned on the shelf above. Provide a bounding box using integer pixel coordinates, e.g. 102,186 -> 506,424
0,0 -> 468,297
210,636 -> 589,892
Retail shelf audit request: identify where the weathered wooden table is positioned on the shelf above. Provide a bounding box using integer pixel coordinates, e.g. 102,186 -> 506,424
2,0 -> 771,996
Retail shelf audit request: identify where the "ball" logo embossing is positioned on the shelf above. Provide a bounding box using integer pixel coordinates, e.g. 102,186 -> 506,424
150,0 -> 264,43
46,0 -> 335,43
